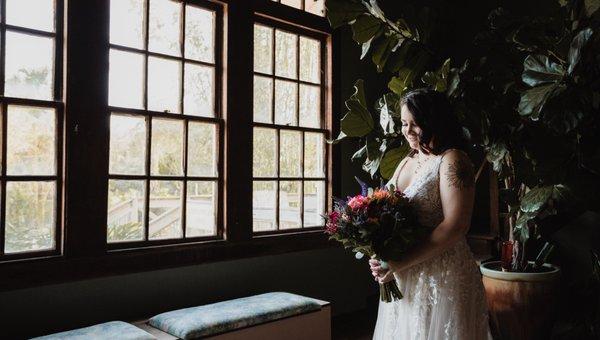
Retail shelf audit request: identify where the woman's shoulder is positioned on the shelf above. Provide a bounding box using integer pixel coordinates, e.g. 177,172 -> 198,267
439,148 -> 472,165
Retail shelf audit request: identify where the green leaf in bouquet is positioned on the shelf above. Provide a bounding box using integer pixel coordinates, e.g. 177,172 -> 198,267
325,0 -> 366,29
520,185 -> 554,213
351,15 -> 382,43
380,144 -> 410,180
522,54 -> 565,87
567,28 -> 594,75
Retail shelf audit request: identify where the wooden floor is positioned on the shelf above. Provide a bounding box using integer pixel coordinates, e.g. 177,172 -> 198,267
331,294 -> 379,340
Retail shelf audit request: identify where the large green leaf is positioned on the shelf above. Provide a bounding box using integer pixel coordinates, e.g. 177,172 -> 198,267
522,54 -> 565,87
422,58 -> 451,92
376,93 -> 400,135
379,144 -> 410,180
486,142 -> 508,172
567,28 -> 594,75
388,68 -> 413,95
325,0 -> 366,29
372,34 -> 401,72
326,131 -> 347,144
518,83 -> 557,118
351,15 -> 382,43
351,144 -> 367,161
340,80 -> 374,137
521,185 -> 554,213
542,87 -> 585,133
585,0 -> 600,17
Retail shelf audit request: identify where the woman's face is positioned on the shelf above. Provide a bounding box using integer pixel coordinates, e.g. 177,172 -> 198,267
400,104 -> 423,150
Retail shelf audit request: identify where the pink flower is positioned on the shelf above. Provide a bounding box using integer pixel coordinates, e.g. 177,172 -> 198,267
348,195 -> 370,211
325,211 -> 340,234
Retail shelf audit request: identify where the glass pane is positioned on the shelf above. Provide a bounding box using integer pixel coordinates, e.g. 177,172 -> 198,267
149,180 -> 183,240
5,181 -> 56,253
299,85 -> 320,128
185,5 -> 214,63
299,36 -> 320,83
253,181 -> 276,232
305,0 -> 326,16
5,31 -> 54,100
149,0 -> 182,56
6,0 -> 55,32
280,181 -> 301,229
7,106 -> 55,176
109,49 -> 144,109
184,63 -> 213,117
186,181 -> 217,237
280,130 -> 302,177
110,0 -> 145,49
107,180 -> 145,243
151,118 -> 184,176
188,122 -> 217,177
148,57 -> 181,113
304,181 -> 325,227
305,132 -> 325,177
281,0 -> 302,9
274,80 -> 297,126
253,76 -> 272,123
275,30 -> 297,79
253,25 -> 273,74
109,114 -> 146,175
253,127 -> 277,177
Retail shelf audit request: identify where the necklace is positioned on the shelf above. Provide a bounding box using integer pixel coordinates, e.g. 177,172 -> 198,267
413,153 -> 432,174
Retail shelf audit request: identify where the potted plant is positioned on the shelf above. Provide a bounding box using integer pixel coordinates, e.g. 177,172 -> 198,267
325,0 -> 600,339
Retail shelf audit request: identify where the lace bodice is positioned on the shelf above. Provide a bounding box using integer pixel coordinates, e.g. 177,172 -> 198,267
373,151 -> 492,340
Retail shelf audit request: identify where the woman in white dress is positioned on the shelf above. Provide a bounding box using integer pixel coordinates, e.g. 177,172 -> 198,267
369,88 -> 493,340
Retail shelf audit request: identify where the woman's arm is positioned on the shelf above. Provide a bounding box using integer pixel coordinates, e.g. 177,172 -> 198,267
371,150 -> 476,283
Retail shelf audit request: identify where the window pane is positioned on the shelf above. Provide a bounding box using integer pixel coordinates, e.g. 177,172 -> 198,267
253,181 -> 276,232
188,122 -> 217,177
149,0 -> 182,56
109,114 -> 147,175
275,30 -> 297,79
185,5 -> 214,63
253,76 -> 272,123
280,181 -> 301,229
109,49 -> 144,109
6,0 -> 55,32
186,181 -> 217,237
299,85 -> 320,128
5,31 -> 54,100
274,80 -> 297,126
184,63 -> 214,117
254,25 -> 273,74
281,0 -> 302,9
305,132 -> 325,177
148,57 -> 182,113
304,181 -> 325,227
107,180 -> 145,243
5,181 -> 56,253
299,36 -> 320,83
7,106 -> 55,176
149,180 -> 183,240
253,127 -> 277,177
279,130 -> 301,177
110,0 -> 145,49
305,0 -> 326,16
151,118 -> 184,176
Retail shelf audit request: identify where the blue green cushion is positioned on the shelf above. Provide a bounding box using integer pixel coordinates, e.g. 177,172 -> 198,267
148,292 -> 322,339
31,321 -> 156,340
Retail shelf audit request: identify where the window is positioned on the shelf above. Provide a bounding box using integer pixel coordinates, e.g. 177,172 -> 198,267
252,19 -> 327,234
0,0 -> 63,258
272,0 -> 325,17
107,0 -> 223,246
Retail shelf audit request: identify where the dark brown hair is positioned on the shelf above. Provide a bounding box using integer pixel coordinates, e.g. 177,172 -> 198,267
400,88 -> 468,155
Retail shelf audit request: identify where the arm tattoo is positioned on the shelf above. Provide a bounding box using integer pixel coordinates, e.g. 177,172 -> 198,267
445,157 -> 475,189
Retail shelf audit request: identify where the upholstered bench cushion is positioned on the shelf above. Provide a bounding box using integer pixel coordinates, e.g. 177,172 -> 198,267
148,292 -> 322,339
31,321 -> 156,340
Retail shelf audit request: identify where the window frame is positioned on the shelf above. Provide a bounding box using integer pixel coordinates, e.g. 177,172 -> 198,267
0,0 -> 340,290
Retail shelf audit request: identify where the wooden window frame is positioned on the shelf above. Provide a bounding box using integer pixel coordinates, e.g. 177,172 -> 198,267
0,0 -> 340,291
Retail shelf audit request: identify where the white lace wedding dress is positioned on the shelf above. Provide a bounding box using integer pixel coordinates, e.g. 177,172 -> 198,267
373,152 -> 493,340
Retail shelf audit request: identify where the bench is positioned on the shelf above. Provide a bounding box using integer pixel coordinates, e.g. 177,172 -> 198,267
31,292 -> 331,340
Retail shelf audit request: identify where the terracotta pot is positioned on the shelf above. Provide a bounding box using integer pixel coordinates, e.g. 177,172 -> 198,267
480,261 -> 561,340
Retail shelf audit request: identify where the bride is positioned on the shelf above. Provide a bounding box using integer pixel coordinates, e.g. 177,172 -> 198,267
369,88 -> 493,339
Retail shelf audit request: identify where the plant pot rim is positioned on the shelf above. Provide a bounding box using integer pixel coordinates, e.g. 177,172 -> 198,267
480,261 -> 561,282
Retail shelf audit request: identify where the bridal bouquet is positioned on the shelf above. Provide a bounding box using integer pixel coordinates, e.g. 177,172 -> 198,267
323,181 -> 429,302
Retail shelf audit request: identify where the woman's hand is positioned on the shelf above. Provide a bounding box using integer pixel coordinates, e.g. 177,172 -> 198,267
369,259 -> 397,284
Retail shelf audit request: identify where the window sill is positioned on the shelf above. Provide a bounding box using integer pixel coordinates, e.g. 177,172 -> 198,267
0,229 -> 332,291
